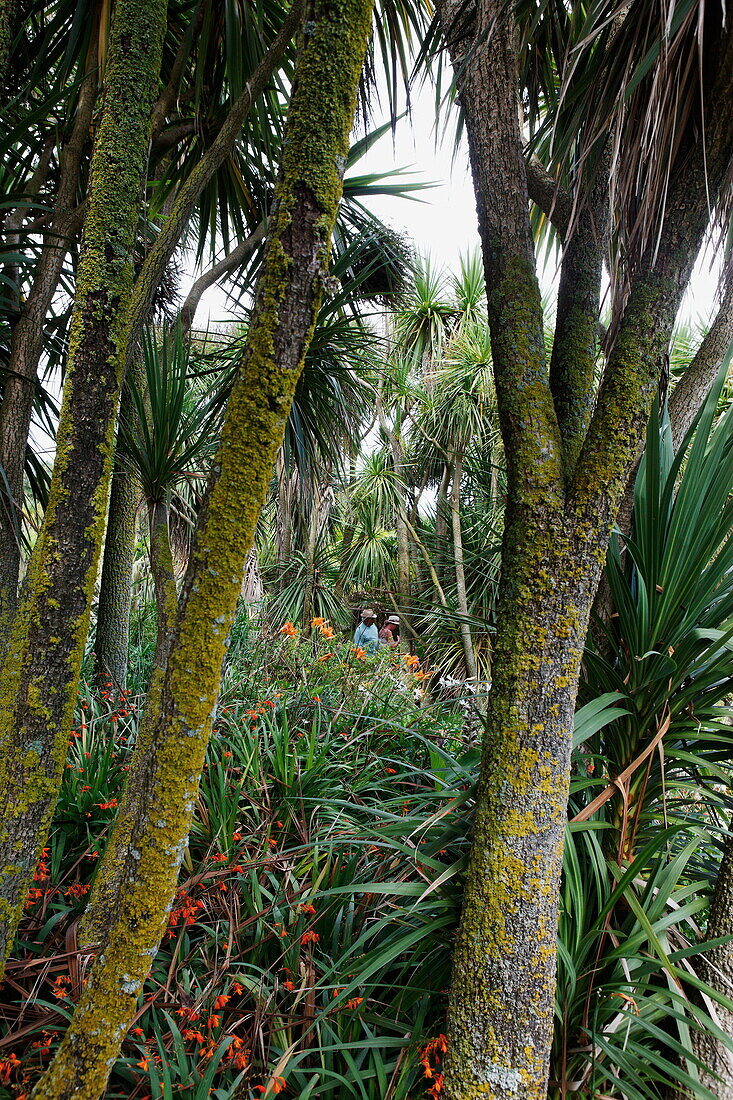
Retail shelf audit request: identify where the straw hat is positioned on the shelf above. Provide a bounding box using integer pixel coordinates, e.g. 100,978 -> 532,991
360,608 -> 376,621
386,615 -> 400,625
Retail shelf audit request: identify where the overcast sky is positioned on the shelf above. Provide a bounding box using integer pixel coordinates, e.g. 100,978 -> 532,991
186,79 -> 722,332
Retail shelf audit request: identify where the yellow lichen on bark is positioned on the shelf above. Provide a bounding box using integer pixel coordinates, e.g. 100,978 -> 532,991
31,1 -> 374,1096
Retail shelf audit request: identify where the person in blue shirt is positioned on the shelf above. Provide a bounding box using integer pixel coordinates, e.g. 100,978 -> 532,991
353,608 -> 379,654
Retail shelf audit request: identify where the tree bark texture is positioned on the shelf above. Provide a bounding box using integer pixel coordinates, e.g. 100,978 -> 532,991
436,3 -> 733,1096
93,463 -> 140,689
0,61 -> 96,630
148,498 -> 178,673
32,4 -> 374,1095
0,0 -> 168,976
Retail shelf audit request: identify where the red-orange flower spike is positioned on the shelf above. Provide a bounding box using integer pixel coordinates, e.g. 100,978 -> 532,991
213,994 -> 230,1010
300,930 -> 319,946
279,622 -> 297,638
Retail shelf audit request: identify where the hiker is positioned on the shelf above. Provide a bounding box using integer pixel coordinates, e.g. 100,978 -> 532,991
379,614 -> 400,649
353,608 -> 379,654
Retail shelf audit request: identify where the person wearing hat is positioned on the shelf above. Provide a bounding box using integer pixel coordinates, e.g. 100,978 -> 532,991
379,614 -> 400,649
353,608 -> 379,654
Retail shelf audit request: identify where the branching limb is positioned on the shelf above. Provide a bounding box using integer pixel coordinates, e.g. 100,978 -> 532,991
179,220 -> 266,333
128,1 -> 303,346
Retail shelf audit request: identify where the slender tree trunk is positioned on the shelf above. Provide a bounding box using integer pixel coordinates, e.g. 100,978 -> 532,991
450,450 -> 477,681
0,0 -> 168,975
0,60 -> 96,629
148,498 -> 178,671
93,464 -> 140,689
42,9 -> 374,1095
435,460 -> 451,587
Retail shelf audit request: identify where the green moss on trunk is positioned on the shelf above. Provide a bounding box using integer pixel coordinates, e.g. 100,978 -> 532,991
0,0 -> 167,974
31,1 -> 373,1095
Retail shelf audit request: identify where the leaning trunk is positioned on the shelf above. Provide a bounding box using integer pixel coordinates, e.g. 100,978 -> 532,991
0,0 -> 167,974
38,7 -> 374,1095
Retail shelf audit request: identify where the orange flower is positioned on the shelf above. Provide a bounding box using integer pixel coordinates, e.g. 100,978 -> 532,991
136,1057 -> 150,1071
300,930 -> 319,946
175,1006 -> 200,1022
319,625 -> 335,639
255,1077 -> 287,1095
231,981 -> 245,995
310,617 -> 326,628
206,1015 -> 221,1029
96,799 -> 118,809
282,980 -> 295,991
0,1052 -> 21,1084
352,646 -> 366,659
403,653 -> 420,669
279,622 -> 297,638
65,882 -> 90,899
345,997 -> 363,1010
385,767 -> 397,775
317,653 -> 334,662
213,994 -> 230,1011
130,1027 -> 145,1038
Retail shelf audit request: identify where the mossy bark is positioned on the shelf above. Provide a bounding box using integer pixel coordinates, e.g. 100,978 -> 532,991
0,0 -> 167,975
31,2 -> 373,1095
436,2 -> 733,1095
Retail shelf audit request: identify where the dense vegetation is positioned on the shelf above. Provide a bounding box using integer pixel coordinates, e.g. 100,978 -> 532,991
1,1 -> 733,1098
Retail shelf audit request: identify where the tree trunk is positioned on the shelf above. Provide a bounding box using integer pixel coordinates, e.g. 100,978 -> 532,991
436,2 -> 733,1095
0,0 -> 16,96
0,0 -> 168,976
148,498 -> 178,671
0,60 -> 96,630
450,450 -> 477,681
36,7 -> 374,1095
435,460 -> 451,588
93,463 -> 140,689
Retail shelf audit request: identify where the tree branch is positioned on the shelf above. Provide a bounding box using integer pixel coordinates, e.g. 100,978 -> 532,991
178,220 -> 266,334
525,156 -> 571,239
669,265 -> 733,447
549,148 -> 610,476
128,1 -> 303,347
570,27 -> 733,528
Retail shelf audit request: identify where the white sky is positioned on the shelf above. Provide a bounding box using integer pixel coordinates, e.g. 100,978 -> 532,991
186,79 -> 724,332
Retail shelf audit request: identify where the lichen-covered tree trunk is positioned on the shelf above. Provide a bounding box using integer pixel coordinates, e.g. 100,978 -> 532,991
0,0 -> 168,974
93,462 -> 140,689
31,3 -> 373,1094
436,1 -> 733,1095
79,497 -> 177,949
